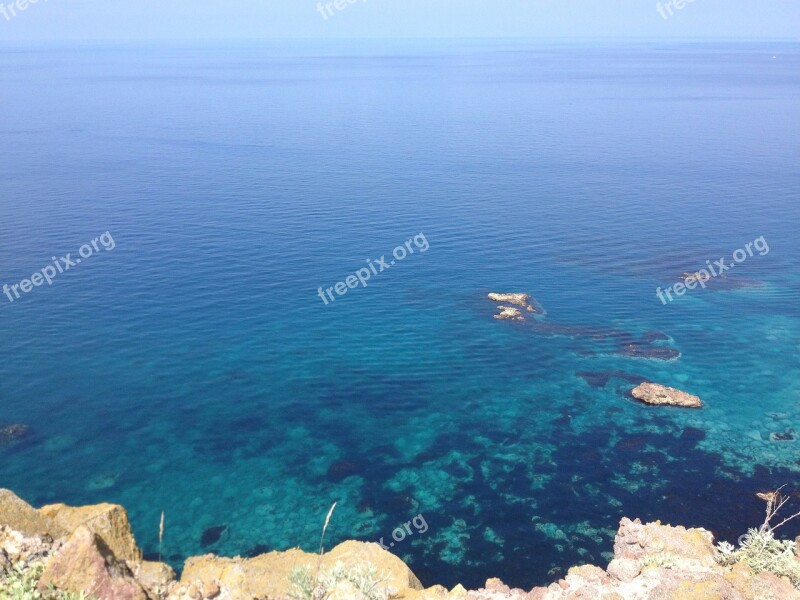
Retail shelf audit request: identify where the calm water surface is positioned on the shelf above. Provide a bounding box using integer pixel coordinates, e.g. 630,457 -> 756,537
0,40 -> 799,588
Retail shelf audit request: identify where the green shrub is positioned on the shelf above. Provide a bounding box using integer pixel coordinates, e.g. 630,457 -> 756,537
288,562 -> 389,600
0,562 -> 94,600
717,528 -> 800,590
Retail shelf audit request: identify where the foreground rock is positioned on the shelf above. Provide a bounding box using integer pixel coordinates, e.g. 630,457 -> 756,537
179,540 -> 422,599
39,501 -> 142,564
630,382 -> 703,408
3,489 -> 799,600
0,489 -> 175,599
38,526 -> 149,600
519,518 -> 800,600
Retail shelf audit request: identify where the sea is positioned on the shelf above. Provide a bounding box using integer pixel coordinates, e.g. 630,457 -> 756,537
1,39 -> 799,589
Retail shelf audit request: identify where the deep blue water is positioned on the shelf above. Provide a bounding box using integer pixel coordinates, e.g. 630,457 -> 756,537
1,40 -> 799,589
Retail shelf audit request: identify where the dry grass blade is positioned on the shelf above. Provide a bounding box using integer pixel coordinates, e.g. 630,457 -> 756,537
158,511 -> 165,562
313,501 -> 337,595
319,501 -> 337,556
757,485 -> 800,533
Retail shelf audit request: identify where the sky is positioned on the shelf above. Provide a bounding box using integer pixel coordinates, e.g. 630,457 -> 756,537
0,0 -> 798,42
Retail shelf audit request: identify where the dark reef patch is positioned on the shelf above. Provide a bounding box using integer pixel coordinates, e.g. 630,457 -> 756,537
641,331 -> 671,343
350,412 -> 800,591
617,343 -> 681,360
326,459 -> 364,482
200,525 -> 228,548
577,371 -> 647,388
680,426 -> 707,443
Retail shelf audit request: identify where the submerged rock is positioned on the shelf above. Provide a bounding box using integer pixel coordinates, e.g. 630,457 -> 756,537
200,525 -> 227,547
327,459 -> 363,482
641,330 -> 671,343
618,343 -> 681,361
0,424 -> 28,445
577,371 -> 645,388
630,383 -> 703,408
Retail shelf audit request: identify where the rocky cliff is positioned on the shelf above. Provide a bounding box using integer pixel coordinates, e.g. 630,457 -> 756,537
1,488 -> 798,600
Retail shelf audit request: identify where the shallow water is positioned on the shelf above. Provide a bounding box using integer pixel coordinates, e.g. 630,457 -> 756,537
1,40 -> 799,588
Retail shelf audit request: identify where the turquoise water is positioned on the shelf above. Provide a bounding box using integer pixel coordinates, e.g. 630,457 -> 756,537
1,40 -> 799,588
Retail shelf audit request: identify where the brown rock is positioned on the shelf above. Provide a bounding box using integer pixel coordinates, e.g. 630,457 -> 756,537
651,572 -> 737,599
136,560 -> 177,599
0,489 -> 64,538
630,383 -> 703,408
181,540 -> 422,599
202,578 -> 220,599
607,557 -> 641,582
613,518 -> 717,569
37,525 -> 148,600
0,525 -> 60,568
39,501 -> 142,565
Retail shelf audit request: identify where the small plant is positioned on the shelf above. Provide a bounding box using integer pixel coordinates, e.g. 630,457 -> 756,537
641,552 -> 677,569
717,529 -> 800,589
0,562 -> 44,600
0,562 -> 95,600
289,562 -> 389,600
716,485 -> 800,590
287,502 -> 390,599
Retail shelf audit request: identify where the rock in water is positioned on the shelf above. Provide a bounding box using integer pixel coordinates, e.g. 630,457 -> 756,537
682,271 -> 713,284
488,293 -> 536,321
630,382 -> 703,408
487,293 -> 533,309
494,306 -> 524,321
